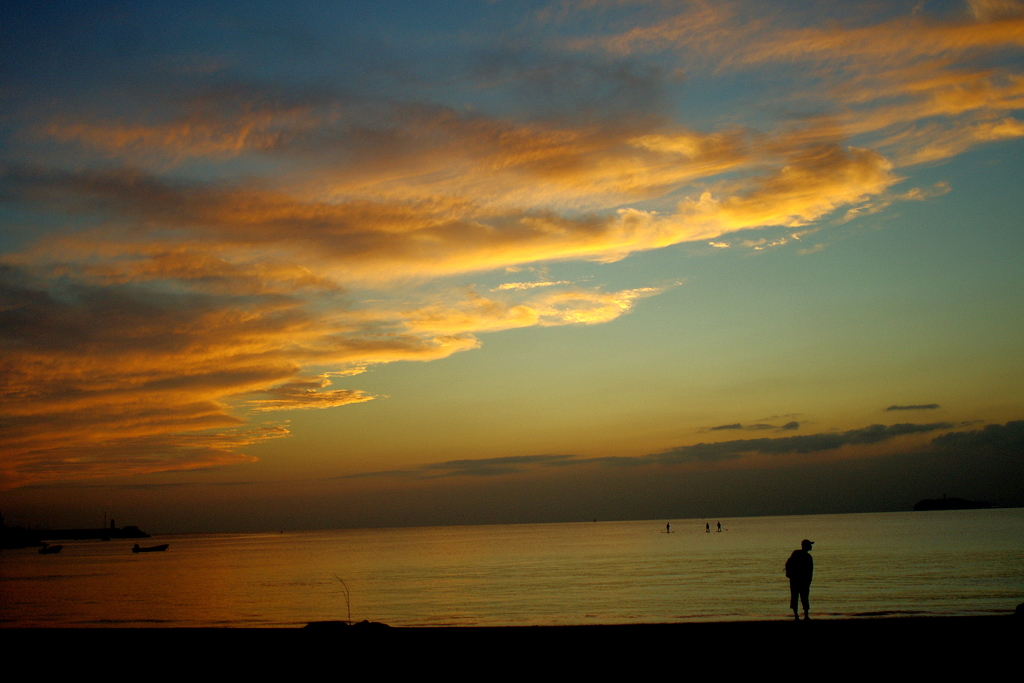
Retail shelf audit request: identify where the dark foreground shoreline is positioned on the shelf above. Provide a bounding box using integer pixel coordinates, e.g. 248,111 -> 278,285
4,614 -> 1015,634
3,617 -> 1017,675
4,616 -> 1017,661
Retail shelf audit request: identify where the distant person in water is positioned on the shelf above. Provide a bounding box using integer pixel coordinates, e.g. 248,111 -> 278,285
717,521 -> 722,532
666,522 -> 671,533
706,522 -> 710,533
785,540 -> 814,620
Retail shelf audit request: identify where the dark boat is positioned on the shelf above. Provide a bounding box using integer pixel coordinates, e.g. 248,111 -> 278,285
132,543 -> 169,553
39,543 -> 63,554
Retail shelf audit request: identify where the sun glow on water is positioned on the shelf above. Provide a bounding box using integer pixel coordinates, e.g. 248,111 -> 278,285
3,509 -> 1021,628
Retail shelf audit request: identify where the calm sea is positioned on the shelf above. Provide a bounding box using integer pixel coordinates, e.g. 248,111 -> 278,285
2,509 -> 1021,628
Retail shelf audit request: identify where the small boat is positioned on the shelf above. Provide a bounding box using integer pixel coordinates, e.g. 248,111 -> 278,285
131,543 -> 169,553
39,543 -> 63,554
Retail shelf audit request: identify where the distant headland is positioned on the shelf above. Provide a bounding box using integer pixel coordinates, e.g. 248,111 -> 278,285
1,516 -> 150,549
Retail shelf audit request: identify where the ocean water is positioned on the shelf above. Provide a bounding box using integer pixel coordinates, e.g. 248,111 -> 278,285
1,509 -> 1021,628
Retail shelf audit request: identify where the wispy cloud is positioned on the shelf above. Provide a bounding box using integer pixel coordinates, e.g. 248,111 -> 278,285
494,280 -> 573,290
576,0 -> 1024,168
709,422 -> 793,431
651,422 -> 955,463
885,404 -> 941,411
349,454 -> 580,479
246,377 -> 375,412
355,421 -> 957,479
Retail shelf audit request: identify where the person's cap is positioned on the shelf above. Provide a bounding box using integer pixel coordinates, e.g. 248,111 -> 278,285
801,539 -> 814,548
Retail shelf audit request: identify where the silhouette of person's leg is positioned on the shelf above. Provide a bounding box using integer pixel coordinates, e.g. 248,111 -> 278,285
800,586 -> 810,620
790,581 -> 800,620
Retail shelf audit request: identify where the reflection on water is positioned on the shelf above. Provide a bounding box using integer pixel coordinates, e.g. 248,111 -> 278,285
2,509 -> 1021,627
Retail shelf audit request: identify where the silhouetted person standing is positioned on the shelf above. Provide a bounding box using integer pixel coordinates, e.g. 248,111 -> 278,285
785,539 -> 814,620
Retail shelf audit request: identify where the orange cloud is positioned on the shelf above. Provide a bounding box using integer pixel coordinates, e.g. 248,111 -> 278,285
5,0 -> 1021,489
0,426 -> 283,491
669,144 -> 898,235
0,260 -> 481,488
39,88 -> 335,162
405,286 -> 662,334
578,2 -> 1024,166
2,133 -> 897,281
494,280 -> 573,290
726,16 -> 1024,69
246,377 -> 375,411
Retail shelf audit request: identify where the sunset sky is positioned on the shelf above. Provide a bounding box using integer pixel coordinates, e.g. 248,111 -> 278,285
2,0 -> 1022,532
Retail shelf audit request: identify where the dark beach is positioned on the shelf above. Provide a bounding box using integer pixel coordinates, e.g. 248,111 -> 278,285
4,616 -> 1017,669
